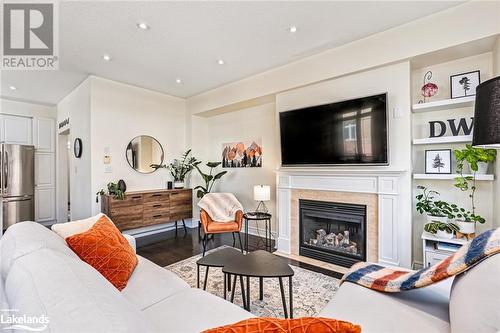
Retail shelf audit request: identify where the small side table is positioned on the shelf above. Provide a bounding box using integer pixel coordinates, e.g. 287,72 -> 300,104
422,232 -> 467,268
243,212 -> 272,253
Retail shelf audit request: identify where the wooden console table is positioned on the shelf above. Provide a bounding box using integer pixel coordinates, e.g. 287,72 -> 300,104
101,188 -> 192,234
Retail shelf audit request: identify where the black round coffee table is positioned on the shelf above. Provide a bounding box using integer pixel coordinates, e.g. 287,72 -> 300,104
196,247 -> 244,299
223,250 -> 294,318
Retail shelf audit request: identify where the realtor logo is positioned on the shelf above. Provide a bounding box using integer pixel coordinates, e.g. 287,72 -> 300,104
2,1 -> 59,69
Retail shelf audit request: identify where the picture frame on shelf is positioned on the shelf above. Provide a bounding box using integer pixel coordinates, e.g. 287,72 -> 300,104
425,149 -> 452,174
450,70 -> 480,99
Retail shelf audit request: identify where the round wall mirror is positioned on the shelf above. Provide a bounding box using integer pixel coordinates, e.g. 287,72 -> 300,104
126,135 -> 164,174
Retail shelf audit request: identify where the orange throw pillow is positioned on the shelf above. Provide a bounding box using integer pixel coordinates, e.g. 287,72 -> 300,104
65,215 -> 138,290
203,317 -> 361,333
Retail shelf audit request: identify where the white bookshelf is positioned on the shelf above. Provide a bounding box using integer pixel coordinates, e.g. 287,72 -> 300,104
412,96 -> 475,113
413,173 -> 494,181
412,135 -> 471,145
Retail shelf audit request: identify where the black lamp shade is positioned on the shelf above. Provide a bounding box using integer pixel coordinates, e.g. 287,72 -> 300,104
472,76 -> 500,148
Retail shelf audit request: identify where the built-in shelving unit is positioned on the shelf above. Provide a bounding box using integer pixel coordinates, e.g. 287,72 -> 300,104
412,96 -> 475,113
413,173 -> 494,181
412,135 -> 472,145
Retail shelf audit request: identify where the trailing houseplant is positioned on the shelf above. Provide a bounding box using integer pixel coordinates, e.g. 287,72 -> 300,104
151,149 -> 199,188
423,221 -> 460,239
453,145 -> 495,233
415,186 -> 454,224
194,161 -> 227,198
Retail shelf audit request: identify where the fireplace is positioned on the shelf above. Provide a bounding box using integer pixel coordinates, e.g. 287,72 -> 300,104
299,199 -> 367,267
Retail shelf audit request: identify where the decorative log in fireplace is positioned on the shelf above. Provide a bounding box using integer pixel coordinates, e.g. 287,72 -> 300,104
299,199 -> 367,267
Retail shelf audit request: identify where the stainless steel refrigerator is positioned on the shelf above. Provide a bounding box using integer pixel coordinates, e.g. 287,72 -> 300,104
1,144 -> 35,230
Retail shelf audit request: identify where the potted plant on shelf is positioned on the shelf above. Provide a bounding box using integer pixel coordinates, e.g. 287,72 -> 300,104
151,149 -> 199,189
423,221 -> 460,239
453,145 -> 494,234
451,205 -> 485,235
454,144 -> 496,175
194,161 -> 227,198
415,186 -> 454,224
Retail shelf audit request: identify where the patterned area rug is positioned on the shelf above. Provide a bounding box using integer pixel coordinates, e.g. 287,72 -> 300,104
166,247 -> 340,318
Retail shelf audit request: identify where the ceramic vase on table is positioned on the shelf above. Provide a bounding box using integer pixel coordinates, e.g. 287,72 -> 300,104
456,220 -> 476,234
426,215 -> 448,224
436,229 -> 454,239
174,181 -> 185,189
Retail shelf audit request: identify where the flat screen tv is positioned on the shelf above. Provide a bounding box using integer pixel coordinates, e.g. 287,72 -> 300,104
279,93 -> 388,166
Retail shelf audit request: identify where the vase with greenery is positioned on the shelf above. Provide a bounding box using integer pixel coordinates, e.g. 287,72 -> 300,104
151,149 -> 199,189
415,186 -> 454,224
424,221 -> 460,239
96,182 -> 125,202
453,145 -> 495,233
194,161 -> 227,198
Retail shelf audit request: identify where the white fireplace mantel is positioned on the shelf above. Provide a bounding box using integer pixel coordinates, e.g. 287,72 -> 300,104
276,168 -> 409,268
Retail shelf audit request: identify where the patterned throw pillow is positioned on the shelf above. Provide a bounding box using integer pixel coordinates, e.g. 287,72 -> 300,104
203,317 -> 361,333
65,215 -> 138,290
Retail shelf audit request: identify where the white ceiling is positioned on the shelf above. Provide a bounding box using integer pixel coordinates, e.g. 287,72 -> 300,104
1,1 -> 464,105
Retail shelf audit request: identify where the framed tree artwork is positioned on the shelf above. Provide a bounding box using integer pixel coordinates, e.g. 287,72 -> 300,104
450,70 -> 480,99
425,149 -> 452,174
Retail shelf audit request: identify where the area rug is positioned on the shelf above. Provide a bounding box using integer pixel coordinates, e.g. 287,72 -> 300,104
165,246 -> 340,318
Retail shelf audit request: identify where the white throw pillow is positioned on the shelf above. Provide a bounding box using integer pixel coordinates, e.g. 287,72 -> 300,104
51,213 -> 105,239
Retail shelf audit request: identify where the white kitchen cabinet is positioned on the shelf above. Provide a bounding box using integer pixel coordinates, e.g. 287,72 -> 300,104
34,118 -> 55,152
35,187 -> 55,222
1,114 -> 33,145
35,153 -> 55,187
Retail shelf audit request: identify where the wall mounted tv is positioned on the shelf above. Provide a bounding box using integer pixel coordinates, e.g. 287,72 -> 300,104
279,93 -> 388,166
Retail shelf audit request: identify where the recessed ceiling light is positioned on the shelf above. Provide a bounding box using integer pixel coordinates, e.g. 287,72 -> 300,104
217,59 -> 225,65
289,25 -> 298,33
137,22 -> 149,30
9,86 -> 17,90
176,78 -> 182,84
102,54 -> 111,62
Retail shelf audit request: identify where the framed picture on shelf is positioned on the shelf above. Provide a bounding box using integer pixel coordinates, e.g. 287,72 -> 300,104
425,149 -> 452,174
450,70 -> 480,99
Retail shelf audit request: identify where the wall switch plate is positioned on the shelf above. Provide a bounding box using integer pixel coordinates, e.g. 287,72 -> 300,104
104,165 -> 113,173
393,107 -> 402,119
104,146 -> 110,155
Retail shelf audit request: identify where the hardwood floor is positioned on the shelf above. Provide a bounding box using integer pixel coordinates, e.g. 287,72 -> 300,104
136,227 -> 344,279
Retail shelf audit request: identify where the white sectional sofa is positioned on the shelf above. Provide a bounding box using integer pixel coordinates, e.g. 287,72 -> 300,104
319,254 -> 500,333
0,222 -> 253,333
2,221 -> 499,333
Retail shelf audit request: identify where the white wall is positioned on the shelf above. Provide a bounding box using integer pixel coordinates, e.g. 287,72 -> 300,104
196,102 -> 279,234
57,76 -> 188,220
57,80 -> 92,220
89,77 -> 187,215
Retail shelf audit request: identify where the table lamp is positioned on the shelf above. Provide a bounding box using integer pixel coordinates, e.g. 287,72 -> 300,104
254,185 -> 270,214
472,76 -> 500,148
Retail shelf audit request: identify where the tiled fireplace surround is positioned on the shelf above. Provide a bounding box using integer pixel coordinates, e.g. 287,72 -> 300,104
277,170 -> 405,268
